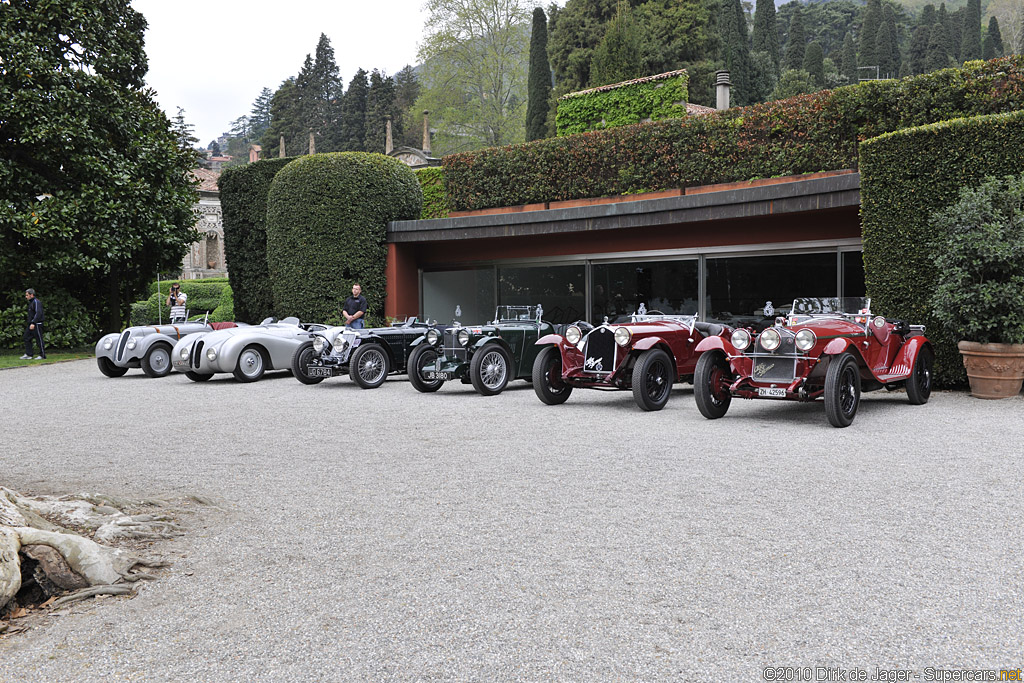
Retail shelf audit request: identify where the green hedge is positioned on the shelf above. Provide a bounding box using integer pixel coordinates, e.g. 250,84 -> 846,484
443,56 -> 1024,212
131,279 -> 233,325
0,289 -> 98,349
860,110 -> 1024,387
219,158 -> 296,323
555,72 -> 689,136
265,153 -> 422,326
416,167 -> 449,220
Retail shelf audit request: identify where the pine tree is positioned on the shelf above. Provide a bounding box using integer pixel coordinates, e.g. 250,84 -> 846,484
589,0 -> 644,87
720,0 -> 754,104
919,4 -> 937,28
339,69 -> 368,152
983,16 -> 1004,59
960,0 -> 982,61
802,41 -> 825,86
393,65 -> 421,148
839,32 -> 859,84
926,13 -> 954,71
875,19 -> 899,78
310,33 -> 343,151
363,70 -> 397,153
260,78 -> 303,156
249,87 -> 273,142
947,6 -> 964,62
784,4 -> 806,72
908,24 -> 932,74
526,7 -> 552,141
859,0 -> 882,70
752,0 -> 781,72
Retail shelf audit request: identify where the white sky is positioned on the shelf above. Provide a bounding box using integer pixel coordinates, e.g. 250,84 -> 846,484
130,0 -> 431,146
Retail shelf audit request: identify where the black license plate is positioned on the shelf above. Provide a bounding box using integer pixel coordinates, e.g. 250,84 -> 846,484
307,366 -> 333,378
424,371 -> 452,380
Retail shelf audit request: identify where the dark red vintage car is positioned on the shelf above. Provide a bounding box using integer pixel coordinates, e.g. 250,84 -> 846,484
532,307 -> 731,411
693,297 -> 934,427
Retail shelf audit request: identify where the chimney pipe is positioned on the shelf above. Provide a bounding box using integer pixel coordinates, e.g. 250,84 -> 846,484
422,110 -> 431,154
715,71 -> 731,111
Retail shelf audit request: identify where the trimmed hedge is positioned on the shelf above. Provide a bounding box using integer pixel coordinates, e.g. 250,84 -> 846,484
131,279 -> 233,325
416,167 -> 449,220
443,56 -> 1024,212
555,72 -> 689,136
265,153 -> 422,326
219,158 -> 296,323
860,110 -> 1024,387
0,289 -> 98,349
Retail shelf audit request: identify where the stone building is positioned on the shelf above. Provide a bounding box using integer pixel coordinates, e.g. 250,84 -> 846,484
181,168 -> 227,279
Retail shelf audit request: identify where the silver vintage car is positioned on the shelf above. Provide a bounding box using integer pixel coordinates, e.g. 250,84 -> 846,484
171,317 -> 327,382
95,316 -> 242,378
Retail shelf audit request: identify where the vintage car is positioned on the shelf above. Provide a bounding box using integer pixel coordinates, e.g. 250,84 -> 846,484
693,297 -> 933,427
291,318 -> 448,389
406,305 -> 556,396
531,305 -> 730,411
94,314 -> 241,378
171,317 -> 327,383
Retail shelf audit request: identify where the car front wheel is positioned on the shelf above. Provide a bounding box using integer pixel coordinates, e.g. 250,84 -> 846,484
694,350 -> 733,419
631,348 -> 673,411
141,343 -> 173,378
824,353 -> 861,427
96,357 -> 128,378
291,341 -> 325,385
470,345 -> 511,396
233,345 -> 267,383
905,347 -> 933,405
408,344 -> 444,393
185,370 -> 212,382
532,345 -> 572,405
349,343 -> 390,389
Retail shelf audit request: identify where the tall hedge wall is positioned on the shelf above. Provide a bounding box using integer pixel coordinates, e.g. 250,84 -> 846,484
219,157 -> 296,323
555,72 -> 689,137
860,110 -> 1024,387
415,167 -> 449,219
265,153 -> 422,326
443,57 -> 1024,212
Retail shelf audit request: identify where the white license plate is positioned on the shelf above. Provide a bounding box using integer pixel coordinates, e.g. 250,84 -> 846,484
757,387 -> 787,398
307,366 -> 333,378
424,371 -> 452,380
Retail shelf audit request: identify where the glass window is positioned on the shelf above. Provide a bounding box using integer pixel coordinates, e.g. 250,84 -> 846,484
422,268 -> 495,324
498,265 -> 585,324
842,251 -> 866,299
591,260 -> 699,323
706,253 -> 838,327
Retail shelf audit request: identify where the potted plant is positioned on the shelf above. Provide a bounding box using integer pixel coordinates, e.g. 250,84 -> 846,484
931,173 -> 1024,399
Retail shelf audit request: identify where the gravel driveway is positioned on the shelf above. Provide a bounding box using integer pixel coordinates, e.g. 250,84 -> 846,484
1,359 -> 1022,681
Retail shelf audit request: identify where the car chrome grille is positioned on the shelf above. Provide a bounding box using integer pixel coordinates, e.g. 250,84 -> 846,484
749,356 -> 797,383
115,330 -> 131,362
443,329 -> 467,361
192,340 -> 204,369
582,327 -> 615,374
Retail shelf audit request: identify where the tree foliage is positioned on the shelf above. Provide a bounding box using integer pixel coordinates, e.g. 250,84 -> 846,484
961,0 -> 983,61
983,17 -> 1005,60
784,4 -> 807,71
589,0 -> 644,86
720,0 -> 754,104
802,42 -> 825,87
752,0 -> 781,71
526,7 -> 552,141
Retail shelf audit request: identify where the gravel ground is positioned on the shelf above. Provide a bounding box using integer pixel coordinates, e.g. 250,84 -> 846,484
0,359 -> 1022,682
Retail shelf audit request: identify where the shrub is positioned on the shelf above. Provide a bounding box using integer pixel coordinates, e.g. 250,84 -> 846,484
930,173 -> 1024,345
210,286 -> 234,323
0,289 -> 99,349
416,167 -> 449,219
130,279 -> 233,324
219,158 -> 297,323
443,56 -> 1024,212
265,153 -> 422,326
860,110 -> 1024,386
555,71 -> 689,136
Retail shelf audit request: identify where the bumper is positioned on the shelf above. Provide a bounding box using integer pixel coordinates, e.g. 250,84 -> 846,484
95,339 -> 140,368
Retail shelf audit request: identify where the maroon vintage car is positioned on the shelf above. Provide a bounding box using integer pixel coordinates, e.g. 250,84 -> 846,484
532,307 -> 731,411
692,297 -> 934,427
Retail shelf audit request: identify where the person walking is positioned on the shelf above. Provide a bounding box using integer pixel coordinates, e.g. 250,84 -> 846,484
342,283 -> 367,329
21,289 -> 46,360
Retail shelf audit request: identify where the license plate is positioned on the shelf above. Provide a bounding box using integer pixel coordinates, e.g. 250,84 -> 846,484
757,387 -> 787,398
424,371 -> 451,380
307,366 -> 333,378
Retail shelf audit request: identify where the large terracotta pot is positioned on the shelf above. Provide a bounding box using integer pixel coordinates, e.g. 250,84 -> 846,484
957,341 -> 1024,399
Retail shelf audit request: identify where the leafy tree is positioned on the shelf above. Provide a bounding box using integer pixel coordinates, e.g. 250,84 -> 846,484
339,69 -> 369,152
839,32 -> 859,83
0,0 -> 198,331
859,0 -> 883,69
983,17 -> 1005,59
634,0 -> 720,77
803,41 -> 825,86
526,7 -> 552,141
784,4 -> 807,71
753,0 -> 781,71
547,0 -> 620,95
590,0 -> 644,86
770,68 -> 817,99
364,69 -> 399,153
960,0 -> 982,61
822,56 -> 847,88
209,141 -> 222,156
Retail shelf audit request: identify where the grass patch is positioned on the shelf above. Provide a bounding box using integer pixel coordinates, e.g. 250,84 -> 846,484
0,348 -> 93,370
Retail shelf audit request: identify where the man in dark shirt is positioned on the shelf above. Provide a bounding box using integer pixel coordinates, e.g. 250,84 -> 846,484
342,283 -> 367,329
21,288 -> 46,360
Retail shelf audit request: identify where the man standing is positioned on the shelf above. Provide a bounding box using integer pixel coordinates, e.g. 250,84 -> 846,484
21,289 -> 45,360
342,283 -> 367,329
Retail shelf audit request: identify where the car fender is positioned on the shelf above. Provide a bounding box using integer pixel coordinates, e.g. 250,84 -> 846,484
535,333 -> 565,347
535,334 -> 583,371
694,335 -> 736,355
893,336 -> 932,370
410,335 -> 429,347
352,339 -> 396,368
216,334 -> 259,372
472,337 -> 513,357
95,334 -> 120,362
823,338 -> 856,356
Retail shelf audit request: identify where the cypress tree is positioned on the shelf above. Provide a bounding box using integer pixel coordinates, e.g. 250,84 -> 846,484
960,0 -> 981,61
590,0 -> 644,87
983,16 -> 1004,60
859,0 -> 882,69
926,15 -> 954,72
393,65 -> 421,148
784,4 -> 806,72
839,32 -> 859,84
802,41 -> 825,86
908,24 -> 931,74
526,7 -> 552,142
752,0 -> 781,71
947,6 -> 964,62
919,4 -> 937,28
339,69 -> 369,152
363,69 -> 398,153
724,0 -> 754,104
875,19 -> 899,78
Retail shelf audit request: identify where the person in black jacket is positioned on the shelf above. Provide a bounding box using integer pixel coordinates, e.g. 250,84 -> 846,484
21,289 -> 46,360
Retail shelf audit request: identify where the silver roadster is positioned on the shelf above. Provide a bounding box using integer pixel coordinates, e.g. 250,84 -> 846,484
171,317 -> 327,382
95,318 -> 242,378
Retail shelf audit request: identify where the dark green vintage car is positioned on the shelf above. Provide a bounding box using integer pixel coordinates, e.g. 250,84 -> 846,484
407,305 -> 554,396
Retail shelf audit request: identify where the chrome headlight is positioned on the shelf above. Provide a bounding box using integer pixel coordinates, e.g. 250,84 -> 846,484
126,339 -> 137,350
179,347 -> 190,361
312,336 -> 327,353
794,328 -> 817,352
457,329 -> 470,346
565,325 -> 582,346
426,329 -> 439,345
731,329 -> 751,352
760,328 -> 782,351
103,339 -> 113,350
613,327 -> 631,347
873,316 -> 887,328
206,348 -> 217,361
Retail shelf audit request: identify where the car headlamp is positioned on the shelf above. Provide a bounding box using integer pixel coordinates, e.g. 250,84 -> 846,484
126,339 -> 137,350
731,329 -> 751,352
565,325 -> 582,346
103,339 -> 113,350
206,348 -> 217,361
760,328 -> 782,351
873,316 -> 887,328
179,347 -> 190,361
426,329 -> 439,345
613,327 -> 631,347
457,329 -> 470,346
794,328 -> 817,352
313,336 -> 327,353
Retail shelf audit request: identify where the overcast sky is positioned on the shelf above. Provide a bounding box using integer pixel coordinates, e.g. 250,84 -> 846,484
130,0 -> 432,146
